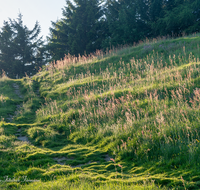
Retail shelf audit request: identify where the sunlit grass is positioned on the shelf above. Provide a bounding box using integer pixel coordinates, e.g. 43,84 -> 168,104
1,34 -> 200,189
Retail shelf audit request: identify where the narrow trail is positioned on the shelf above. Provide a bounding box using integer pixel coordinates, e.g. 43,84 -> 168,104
8,82 -> 112,166
6,83 -> 23,123
53,154 -> 111,166
12,83 -> 23,99
7,82 -> 29,143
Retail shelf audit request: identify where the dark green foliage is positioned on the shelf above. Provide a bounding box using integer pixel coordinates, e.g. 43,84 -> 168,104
0,14 -> 45,78
0,22 -> 16,76
46,0 -> 200,61
47,0 -> 106,60
104,0 -> 140,47
151,0 -> 200,36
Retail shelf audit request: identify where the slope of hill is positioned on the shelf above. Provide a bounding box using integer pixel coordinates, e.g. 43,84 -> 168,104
0,35 -> 200,189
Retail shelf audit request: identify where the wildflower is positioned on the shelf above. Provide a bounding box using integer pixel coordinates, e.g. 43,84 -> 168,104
118,164 -> 122,168
110,158 -> 115,162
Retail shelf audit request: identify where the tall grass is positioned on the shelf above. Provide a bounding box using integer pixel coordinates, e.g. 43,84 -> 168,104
33,36 -> 200,168
1,34 -> 200,189
25,36 -> 197,189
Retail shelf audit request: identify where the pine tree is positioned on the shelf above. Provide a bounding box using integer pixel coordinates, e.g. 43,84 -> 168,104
47,18 -> 70,61
10,14 -> 44,77
0,14 -> 44,78
135,0 -> 153,38
47,0 -> 105,60
105,0 -> 139,47
0,21 -> 16,77
158,0 -> 197,36
147,0 -> 164,36
104,0 -> 155,47
187,0 -> 200,33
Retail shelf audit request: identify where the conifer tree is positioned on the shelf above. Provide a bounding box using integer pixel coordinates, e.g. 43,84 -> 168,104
0,14 -> 44,78
105,0 -> 139,47
191,0 -> 200,32
47,0 -> 105,60
158,0 -> 198,36
0,21 -> 16,77
147,0 -> 164,36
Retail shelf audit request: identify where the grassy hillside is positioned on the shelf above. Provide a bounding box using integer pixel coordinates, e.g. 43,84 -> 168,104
0,34 -> 200,189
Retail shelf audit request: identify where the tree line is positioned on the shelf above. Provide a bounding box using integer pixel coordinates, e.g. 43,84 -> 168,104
1,0 -> 200,78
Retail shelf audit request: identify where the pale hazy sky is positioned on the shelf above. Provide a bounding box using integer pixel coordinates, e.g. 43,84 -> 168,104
0,0 -> 66,41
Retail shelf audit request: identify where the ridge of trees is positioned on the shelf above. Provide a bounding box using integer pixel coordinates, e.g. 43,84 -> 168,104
1,0 -> 200,78
47,0 -> 200,62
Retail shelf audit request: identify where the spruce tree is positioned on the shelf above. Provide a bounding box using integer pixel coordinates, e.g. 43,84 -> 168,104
0,21 -> 16,77
147,0 -> 164,36
0,14 -> 44,78
47,0 -> 105,60
47,19 -> 70,61
158,0 -> 197,36
105,0 -> 139,47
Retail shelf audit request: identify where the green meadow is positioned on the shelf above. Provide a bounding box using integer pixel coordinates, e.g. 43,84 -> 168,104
0,34 -> 200,189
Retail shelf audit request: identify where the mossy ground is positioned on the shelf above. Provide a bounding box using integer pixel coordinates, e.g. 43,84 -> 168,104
1,34 -> 200,189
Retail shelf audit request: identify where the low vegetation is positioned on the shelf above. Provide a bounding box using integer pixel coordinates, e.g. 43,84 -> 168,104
0,34 -> 200,189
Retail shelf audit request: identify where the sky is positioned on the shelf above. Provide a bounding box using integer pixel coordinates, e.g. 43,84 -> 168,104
0,0 -> 66,41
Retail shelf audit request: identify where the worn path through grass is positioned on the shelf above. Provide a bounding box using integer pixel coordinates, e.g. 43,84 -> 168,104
1,35 -> 200,189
